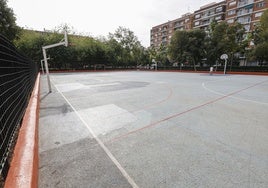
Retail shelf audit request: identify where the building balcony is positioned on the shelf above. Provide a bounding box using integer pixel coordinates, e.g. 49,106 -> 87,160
162,32 -> 168,36
174,23 -> 184,28
237,9 -> 253,16
195,12 -> 224,21
174,27 -> 184,31
237,17 -> 251,24
237,0 -> 254,8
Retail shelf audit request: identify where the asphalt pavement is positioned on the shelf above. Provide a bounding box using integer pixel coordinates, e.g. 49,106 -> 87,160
39,71 -> 268,188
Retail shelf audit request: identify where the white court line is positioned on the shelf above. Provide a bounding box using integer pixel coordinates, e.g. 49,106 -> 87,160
202,82 -> 268,105
52,81 -> 139,188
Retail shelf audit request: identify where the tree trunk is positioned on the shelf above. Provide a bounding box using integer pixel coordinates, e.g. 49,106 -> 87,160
193,58 -> 197,71
229,53 -> 234,71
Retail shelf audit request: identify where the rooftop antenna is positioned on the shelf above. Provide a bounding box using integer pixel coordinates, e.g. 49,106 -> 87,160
42,30 -> 68,92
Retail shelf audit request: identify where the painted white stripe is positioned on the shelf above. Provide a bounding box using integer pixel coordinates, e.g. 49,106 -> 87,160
52,81 -> 139,188
202,82 -> 268,105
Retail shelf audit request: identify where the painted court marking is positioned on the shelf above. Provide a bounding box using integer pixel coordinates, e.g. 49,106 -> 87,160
202,79 -> 268,105
55,82 -> 120,92
108,79 -> 268,143
52,81 -> 139,188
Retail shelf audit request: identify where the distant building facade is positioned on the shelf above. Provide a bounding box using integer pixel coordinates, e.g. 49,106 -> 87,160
193,1 -> 226,30
150,0 -> 267,47
150,21 -> 173,48
225,0 -> 268,32
150,13 -> 193,47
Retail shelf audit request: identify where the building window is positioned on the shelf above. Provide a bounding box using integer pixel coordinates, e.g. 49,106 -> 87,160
256,1 -> 265,8
228,10 -> 236,16
194,21 -> 200,26
255,12 -> 263,17
228,1 -> 236,7
215,6 -> 223,12
237,16 -> 251,24
227,19 -> 234,23
195,14 -> 201,19
215,15 -> 222,20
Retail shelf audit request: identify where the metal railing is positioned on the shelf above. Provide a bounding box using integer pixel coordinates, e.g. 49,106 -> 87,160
0,34 -> 38,181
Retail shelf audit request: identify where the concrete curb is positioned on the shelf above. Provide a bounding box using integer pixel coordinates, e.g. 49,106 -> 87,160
4,73 -> 40,188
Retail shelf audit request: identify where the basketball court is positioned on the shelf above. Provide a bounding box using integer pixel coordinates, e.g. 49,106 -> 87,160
39,71 -> 268,187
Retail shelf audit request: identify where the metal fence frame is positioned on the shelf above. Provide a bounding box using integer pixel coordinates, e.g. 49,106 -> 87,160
0,34 -> 38,180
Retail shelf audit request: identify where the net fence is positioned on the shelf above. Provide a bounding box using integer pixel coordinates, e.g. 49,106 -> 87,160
0,34 -> 38,181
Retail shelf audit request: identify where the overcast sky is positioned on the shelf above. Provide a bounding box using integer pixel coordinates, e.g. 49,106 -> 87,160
7,0 -> 221,47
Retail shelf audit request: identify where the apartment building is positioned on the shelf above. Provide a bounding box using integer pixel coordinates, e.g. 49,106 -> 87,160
150,13 -> 192,47
193,1 -> 226,30
150,21 -> 173,48
225,0 -> 268,32
150,0 -> 267,47
173,13 -> 193,31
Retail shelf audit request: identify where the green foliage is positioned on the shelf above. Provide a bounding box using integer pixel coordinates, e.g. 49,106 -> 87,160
254,43 -> 268,62
260,9 -> 268,32
108,26 -> 145,66
169,30 -> 188,63
148,45 -> 169,67
205,22 -> 229,66
252,10 -> 268,62
0,0 -> 21,41
168,21 -> 248,69
186,29 -> 206,70
168,29 -> 206,70
206,21 -> 248,66
14,30 -> 45,61
15,26 -> 148,69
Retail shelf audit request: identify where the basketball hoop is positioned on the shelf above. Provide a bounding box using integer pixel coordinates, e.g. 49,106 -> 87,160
42,30 -> 68,92
220,54 -> 228,75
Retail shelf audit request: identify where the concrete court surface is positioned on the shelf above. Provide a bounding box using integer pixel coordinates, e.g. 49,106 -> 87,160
39,71 -> 268,188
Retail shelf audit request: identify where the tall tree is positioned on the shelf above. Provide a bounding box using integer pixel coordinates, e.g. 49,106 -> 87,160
109,26 -> 143,66
105,38 -> 124,66
252,10 -> 268,63
186,29 -> 206,70
205,21 -> 247,68
168,30 -> 189,64
225,22 -> 248,69
0,0 -> 20,41
205,22 -> 229,67
149,44 -> 170,67
168,29 -> 206,70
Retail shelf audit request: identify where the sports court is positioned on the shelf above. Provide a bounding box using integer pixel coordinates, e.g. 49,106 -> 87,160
39,71 -> 268,188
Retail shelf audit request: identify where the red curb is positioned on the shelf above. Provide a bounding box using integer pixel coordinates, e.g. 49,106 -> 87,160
144,70 -> 268,76
4,73 -> 40,188
45,69 -> 268,76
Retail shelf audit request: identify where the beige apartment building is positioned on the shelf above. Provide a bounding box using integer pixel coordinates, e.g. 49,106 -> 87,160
150,0 -> 268,47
